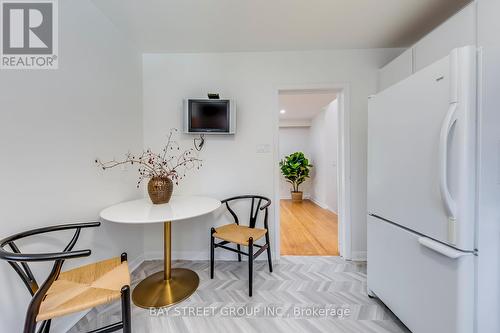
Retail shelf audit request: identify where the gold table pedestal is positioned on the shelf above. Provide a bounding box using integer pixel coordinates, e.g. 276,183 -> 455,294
132,221 -> 200,308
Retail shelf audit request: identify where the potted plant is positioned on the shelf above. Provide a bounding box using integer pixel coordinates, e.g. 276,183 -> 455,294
279,152 -> 313,202
96,129 -> 202,204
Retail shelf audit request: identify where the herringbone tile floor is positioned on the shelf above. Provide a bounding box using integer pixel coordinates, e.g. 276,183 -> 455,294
70,257 -> 409,333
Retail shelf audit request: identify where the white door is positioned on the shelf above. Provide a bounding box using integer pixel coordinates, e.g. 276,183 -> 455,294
368,46 -> 476,250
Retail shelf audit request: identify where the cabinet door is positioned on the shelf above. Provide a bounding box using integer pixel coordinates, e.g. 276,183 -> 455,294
414,3 -> 476,72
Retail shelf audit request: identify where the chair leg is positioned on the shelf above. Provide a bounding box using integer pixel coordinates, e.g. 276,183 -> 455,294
24,301 -> 39,333
265,232 -> 273,273
210,228 -> 215,279
42,320 -> 51,333
121,286 -> 131,333
248,237 -> 254,297
35,320 -> 50,333
237,244 -> 242,262
24,318 -> 36,333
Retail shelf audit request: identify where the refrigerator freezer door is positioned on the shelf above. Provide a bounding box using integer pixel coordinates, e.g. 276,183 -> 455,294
367,216 -> 475,333
368,46 -> 476,250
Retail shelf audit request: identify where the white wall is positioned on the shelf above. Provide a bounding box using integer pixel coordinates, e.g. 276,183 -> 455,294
476,1 -> 500,332
309,100 -> 339,212
142,48 -> 402,259
278,127 -> 312,199
0,1 -> 143,332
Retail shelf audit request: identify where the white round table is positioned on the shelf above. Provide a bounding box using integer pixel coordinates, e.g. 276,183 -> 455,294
100,196 -> 221,308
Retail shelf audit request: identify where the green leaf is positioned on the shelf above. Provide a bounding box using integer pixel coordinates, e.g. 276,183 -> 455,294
279,151 -> 313,191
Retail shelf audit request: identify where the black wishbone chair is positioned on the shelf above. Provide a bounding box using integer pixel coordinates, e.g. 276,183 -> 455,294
0,222 -> 131,333
210,195 -> 272,296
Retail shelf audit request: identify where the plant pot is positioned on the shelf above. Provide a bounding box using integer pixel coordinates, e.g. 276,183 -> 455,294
147,177 -> 173,204
291,191 -> 303,202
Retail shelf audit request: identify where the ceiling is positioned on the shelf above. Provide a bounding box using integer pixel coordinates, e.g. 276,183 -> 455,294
92,0 -> 471,53
279,90 -> 337,121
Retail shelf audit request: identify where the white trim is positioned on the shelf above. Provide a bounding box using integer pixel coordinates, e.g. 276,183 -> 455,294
143,250 -> 277,262
145,250 -> 208,261
337,87 -> 352,260
303,197 -> 339,215
328,207 -> 338,215
273,91 -> 282,262
309,197 -> 329,210
129,253 -> 147,271
278,197 -> 338,215
350,251 -> 367,262
274,83 -> 353,261
279,193 -> 311,200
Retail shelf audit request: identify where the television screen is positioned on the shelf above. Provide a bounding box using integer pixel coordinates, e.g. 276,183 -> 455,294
188,100 -> 230,132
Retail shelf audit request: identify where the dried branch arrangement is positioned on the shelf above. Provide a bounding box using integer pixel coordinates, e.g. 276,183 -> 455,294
95,128 -> 202,187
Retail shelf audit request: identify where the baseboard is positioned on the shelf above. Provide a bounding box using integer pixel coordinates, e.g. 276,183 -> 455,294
308,197 -> 339,215
280,193 -> 311,200
129,252 -> 147,271
350,251 -> 367,262
144,250 -> 274,262
309,197 -> 328,209
328,207 -> 338,215
144,250 -> 207,261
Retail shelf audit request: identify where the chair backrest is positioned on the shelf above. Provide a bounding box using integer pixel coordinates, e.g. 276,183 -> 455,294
0,222 -> 99,332
221,195 -> 271,229
0,222 -> 98,295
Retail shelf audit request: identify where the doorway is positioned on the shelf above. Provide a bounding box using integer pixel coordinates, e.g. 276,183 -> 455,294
274,86 -> 351,259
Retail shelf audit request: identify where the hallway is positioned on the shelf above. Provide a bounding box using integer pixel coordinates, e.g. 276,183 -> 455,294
280,199 -> 339,256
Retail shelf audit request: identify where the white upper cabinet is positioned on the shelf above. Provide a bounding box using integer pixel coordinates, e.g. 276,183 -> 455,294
413,3 -> 476,72
378,2 -> 476,92
378,48 -> 413,92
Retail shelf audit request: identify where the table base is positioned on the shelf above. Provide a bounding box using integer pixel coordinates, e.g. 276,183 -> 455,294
132,268 -> 200,308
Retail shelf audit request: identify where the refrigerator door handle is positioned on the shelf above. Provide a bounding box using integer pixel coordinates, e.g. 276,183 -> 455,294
418,237 -> 472,259
439,102 -> 458,221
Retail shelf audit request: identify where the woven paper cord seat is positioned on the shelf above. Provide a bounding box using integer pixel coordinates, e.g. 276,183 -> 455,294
214,224 -> 267,246
37,256 -> 130,321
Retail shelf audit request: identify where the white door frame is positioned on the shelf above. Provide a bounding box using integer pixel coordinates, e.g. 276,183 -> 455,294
273,83 -> 352,260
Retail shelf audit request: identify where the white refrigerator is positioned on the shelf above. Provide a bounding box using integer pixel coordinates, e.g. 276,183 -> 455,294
367,46 -> 477,333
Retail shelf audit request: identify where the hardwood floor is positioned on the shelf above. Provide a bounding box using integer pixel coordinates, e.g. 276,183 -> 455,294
280,199 -> 339,256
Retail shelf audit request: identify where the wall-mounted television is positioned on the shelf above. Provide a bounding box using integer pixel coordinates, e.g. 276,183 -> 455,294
184,99 -> 236,134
